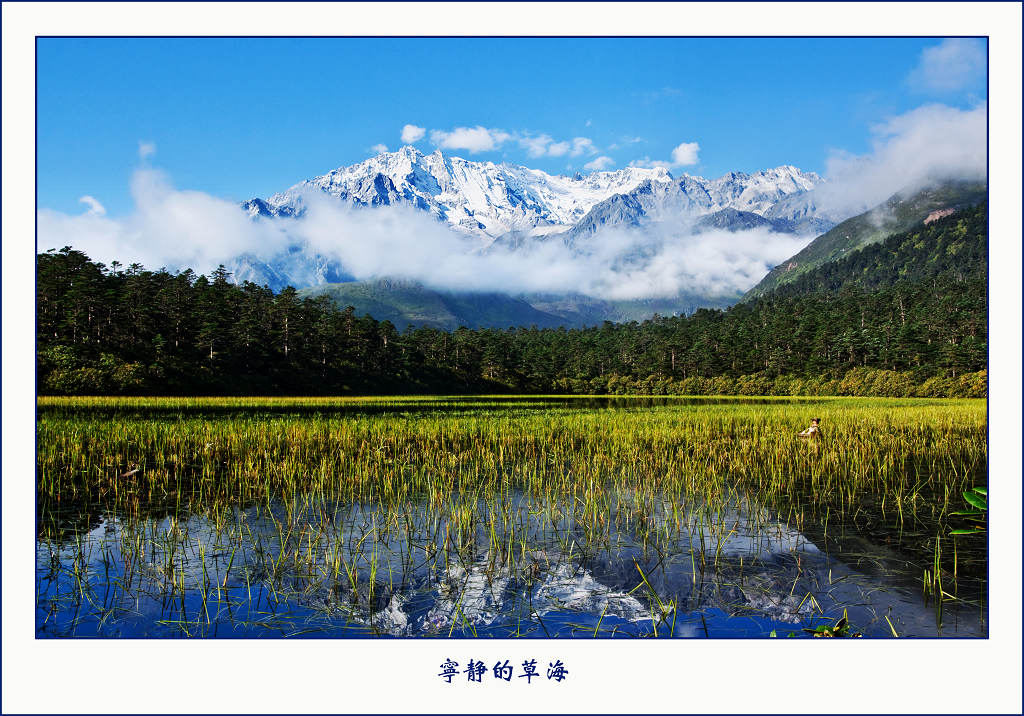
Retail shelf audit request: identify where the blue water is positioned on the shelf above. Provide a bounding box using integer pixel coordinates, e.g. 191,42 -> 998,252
36,490 -> 986,639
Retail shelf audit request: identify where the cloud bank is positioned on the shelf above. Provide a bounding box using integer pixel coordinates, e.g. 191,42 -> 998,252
39,167 -> 804,300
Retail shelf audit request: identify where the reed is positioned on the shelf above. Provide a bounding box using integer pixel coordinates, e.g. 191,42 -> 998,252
35,395 -> 987,638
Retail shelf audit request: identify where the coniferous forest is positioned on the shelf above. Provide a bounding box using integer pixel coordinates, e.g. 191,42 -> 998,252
36,204 -> 987,398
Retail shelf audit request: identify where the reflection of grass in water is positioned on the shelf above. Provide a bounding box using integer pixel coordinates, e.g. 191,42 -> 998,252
36,396 -> 986,637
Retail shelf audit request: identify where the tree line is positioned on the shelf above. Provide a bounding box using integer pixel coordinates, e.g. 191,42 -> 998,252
36,205 -> 987,397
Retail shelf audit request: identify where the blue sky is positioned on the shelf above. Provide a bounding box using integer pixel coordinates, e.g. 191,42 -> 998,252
37,37 -> 986,216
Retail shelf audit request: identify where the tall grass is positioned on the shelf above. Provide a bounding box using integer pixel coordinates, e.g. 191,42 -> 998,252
35,396 -> 987,638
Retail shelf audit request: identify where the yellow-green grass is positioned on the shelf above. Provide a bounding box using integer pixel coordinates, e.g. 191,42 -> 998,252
38,396 -> 985,525
35,396 -> 986,636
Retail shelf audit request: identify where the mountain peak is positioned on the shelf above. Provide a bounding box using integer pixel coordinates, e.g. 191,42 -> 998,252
255,151 -> 827,243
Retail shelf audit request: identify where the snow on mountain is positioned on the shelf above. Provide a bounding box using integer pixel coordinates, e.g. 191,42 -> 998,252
234,147 -> 836,295
249,146 -> 827,242
705,166 -> 822,216
256,145 -> 674,240
566,166 -> 828,241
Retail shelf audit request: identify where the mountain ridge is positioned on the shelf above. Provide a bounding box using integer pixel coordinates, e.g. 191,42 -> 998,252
245,145 -> 828,243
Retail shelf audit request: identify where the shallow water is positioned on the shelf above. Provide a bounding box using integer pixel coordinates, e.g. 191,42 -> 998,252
36,487 -> 985,638
36,395 -> 813,420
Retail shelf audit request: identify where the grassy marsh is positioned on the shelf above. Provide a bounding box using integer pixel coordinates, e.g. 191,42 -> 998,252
36,395 -> 987,638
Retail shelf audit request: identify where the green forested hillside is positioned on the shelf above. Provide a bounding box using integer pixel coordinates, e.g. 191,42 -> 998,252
36,193 -> 987,398
764,202 -> 986,299
746,181 -> 986,299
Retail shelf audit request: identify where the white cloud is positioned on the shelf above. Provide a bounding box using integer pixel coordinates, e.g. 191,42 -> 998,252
584,156 -> 615,171
818,102 -> 987,216
629,157 -> 672,170
670,142 -> 700,166
370,143 -> 389,154
400,124 -> 425,144
430,125 -> 511,153
547,140 -> 571,157
39,168 -> 285,274
610,136 -> 644,150
907,39 -> 986,94
631,140 -> 699,171
138,141 -> 156,161
519,134 -> 554,158
578,224 -> 814,300
78,195 -> 106,216
570,137 -> 596,157
518,134 -> 596,159
628,140 -> 699,170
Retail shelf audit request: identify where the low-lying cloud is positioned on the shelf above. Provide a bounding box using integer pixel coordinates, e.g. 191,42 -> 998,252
39,168 -> 808,300
40,169 -> 290,273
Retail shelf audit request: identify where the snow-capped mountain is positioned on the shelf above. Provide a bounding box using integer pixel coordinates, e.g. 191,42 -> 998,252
565,167 -> 831,241
249,146 -> 675,240
245,146 -> 829,243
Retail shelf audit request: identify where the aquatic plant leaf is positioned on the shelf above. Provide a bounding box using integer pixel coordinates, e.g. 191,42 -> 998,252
963,492 -> 987,510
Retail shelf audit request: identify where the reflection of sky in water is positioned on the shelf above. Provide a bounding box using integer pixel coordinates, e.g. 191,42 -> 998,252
36,491 -> 986,638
